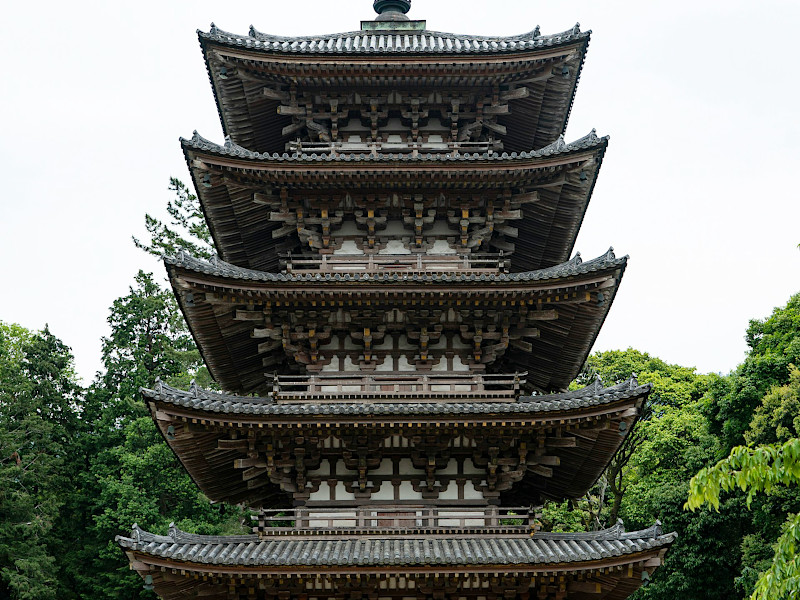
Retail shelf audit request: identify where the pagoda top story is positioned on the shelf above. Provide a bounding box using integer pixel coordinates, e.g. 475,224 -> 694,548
198,1 -> 591,154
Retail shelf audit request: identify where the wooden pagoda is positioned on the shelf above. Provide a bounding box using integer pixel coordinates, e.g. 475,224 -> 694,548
118,2 -> 675,598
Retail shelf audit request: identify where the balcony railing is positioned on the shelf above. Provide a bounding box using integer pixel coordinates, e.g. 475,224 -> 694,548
286,139 -> 503,155
253,505 -> 541,537
273,372 -> 525,403
282,253 -> 508,274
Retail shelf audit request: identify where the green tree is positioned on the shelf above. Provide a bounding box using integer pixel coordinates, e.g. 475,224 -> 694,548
576,349 -> 709,526
0,324 -> 82,600
746,366 -> 800,446
687,293 -> 800,599
687,439 -> 800,600
705,293 -> 800,454
133,178 -> 214,260
63,271 -> 243,600
569,349 -> 753,600
733,368 -> 800,595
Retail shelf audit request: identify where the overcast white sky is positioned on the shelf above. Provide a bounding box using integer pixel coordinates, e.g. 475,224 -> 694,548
2,0 -> 798,384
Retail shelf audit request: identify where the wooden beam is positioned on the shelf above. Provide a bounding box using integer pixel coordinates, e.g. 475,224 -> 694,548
263,87 -> 290,101
529,455 -> 560,466
545,437 -> 576,448
528,465 -> 553,477
234,458 -> 267,469
217,439 -> 249,451
282,122 -> 305,136
482,121 -> 508,135
567,582 -> 602,594
484,105 -> 510,115
499,87 -> 530,102
277,105 -> 306,116
527,309 -> 558,321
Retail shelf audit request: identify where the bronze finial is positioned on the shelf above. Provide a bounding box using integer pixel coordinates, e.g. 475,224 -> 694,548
373,0 -> 411,21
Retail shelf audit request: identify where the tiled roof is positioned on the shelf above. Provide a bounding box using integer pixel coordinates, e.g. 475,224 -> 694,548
141,377 -> 649,417
181,129 -> 607,163
199,23 -> 589,55
117,521 -> 674,567
165,247 -> 625,284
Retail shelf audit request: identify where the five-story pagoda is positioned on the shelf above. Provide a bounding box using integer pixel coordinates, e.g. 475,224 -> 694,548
118,2 -> 676,598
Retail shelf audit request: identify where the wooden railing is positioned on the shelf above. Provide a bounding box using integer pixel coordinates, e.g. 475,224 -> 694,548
272,372 -> 525,403
282,253 -> 508,274
253,506 -> 541,537
287,139 -> 503,155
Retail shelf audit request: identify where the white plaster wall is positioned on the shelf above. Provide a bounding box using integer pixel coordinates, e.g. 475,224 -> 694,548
397,480 -> 422,500
321,356 -> 340,372
439,458 -> 458,475
336,221 -> 361,236
370,481 -> 395,501
398,458 -> 424,474
374,337 -> 394,349
308,482 -> 330,502
452,354 -> 470,371
429,338 -> 447,350
306,459 -> 331,477
463,481 -> 482,499
335,481 -> 355,501
438,481 -> 459,500
375,356 -> 394,371
427,239 -> 457,255
452,338 -> 471,350
334,239 -> 363,255
463,458 -> 482,475
373,458 -> 394,476
379,239 -> 411,254
397,335 -> 414,350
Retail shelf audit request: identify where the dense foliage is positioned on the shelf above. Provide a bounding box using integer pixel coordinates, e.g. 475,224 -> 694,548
1,181 -> 797,599
687,439 -> 800,600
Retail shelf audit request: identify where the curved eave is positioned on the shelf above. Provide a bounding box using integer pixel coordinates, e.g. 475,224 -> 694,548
198,26 -> 590,153
183,128 -> 606,165
118,522 -> 675,600
165,250 -> 626,395
184,132 -> 608,272
144,377 -> 650,419
119,528 -> 674,570
144,378 -> 647,507
144,378 -> 646,507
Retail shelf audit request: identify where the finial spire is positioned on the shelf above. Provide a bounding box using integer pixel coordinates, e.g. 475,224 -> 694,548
373,0 -> 411,21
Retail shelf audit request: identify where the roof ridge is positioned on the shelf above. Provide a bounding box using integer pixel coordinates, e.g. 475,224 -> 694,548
140,372 -> 650,417
197,28 -> 589,56
118,518 -> 672,550
199,23 -> 587,49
